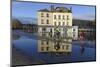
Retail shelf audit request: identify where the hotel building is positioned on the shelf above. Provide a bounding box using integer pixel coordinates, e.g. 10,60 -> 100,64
37,5 -> 78,52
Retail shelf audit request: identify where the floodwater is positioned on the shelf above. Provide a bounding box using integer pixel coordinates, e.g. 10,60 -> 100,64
12,30 -> 96,64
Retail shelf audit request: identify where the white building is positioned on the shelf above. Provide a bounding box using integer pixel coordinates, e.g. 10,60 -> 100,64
37,5 -> 78,52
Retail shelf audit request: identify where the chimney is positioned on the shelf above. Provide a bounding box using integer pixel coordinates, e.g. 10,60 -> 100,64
70,7 -> 72,12
51,5 -> 54,11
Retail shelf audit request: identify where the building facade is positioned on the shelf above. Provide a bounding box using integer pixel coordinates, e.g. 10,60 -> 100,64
37,5 -> 78,52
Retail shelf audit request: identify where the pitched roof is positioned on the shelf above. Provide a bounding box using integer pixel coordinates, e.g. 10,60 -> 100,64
38,6 -> 72,13
38,9 -> 50,12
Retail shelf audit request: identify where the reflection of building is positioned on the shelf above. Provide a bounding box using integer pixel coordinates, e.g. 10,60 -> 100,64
37,5 -> 78,52
38,40 -> 72,52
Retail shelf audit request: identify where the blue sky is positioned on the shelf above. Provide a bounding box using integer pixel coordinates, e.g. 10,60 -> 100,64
12,1 -> 96,20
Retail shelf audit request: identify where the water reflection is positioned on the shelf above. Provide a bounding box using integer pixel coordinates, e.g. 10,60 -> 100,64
80,43 -> 85,55
80,46 -> 85,55
54,40 -> 61,50
12,30 -> 96,63
38,38 -> 72,56
12,33 -> 21,40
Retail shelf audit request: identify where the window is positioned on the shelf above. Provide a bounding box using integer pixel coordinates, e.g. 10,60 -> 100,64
46,47 -> 49,51
50,28 -> 52,33
54,22 -> 56,26
73,32 -> 76,37
41,19 -> 44,24
73,34 -> 75,37
73,29 -> 75,31
47,20 -> 49,24
62,45 -> 65,50
41,13 -> 44,17
54,15 -> 56,19
42,33 -> 46,36
63,22 -> 65,26
46,41 -> 49,45
42,27 -> 46,31
41,47 -> 44,51
58,15 -> 61,19
58,22 -> 61,25
66,45 -> 69,50
67,15 -> 69,20
63,15 -> 65,20
47,13 -> 49,17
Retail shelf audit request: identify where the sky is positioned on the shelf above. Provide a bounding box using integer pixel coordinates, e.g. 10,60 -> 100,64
12,1 -> 96,21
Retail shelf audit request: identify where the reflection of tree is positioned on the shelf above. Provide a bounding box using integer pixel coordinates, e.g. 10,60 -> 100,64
12,34 -> 20,40
54,27 -> 61,39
